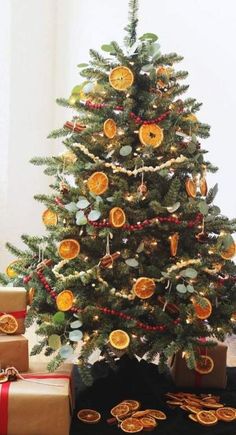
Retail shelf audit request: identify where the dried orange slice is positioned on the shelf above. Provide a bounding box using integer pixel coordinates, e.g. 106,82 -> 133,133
58,239 -> 80,260
185,405 -> 202,414
103,119 -> 117,139
6,260 -> 20,278
147,410 -> 167,420
193,297 -> 212,320
169,232 -> 179,257
140,416 -> 157,430
203,402 -> 224,409
87,172 -> 109,195
56,290 -> 74,312
111,404 -> 130,417
215,407 -> 236,422
139,124 -> 164,148
220,242 -> 236,260
77,409 -> 101,424
109,207 -> 126,228
120,417 -> 143,433
28,287 -> 35,305
133,277 -> 156,299
188,414 -> 198,422
200,178 -> 208,196
185,178 -> 197,198
196,410 -> 218,426
109,330 -> 130,350
132,410 -> 151,418
42,209 -> 58,226
122,400 -> 140,411
109,66 -> 134,91
156,66 -> 173,77
195,355 -> 214,375
0,314 -> 18,334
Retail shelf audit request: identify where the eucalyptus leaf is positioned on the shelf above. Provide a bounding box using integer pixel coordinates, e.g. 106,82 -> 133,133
119,145 -> 132,156
88,210 -> 101,221
69,330 -> 83,342
141,64 -> 154,72
198,200 -> 209,216
53,312 -> 65,324
125,258 -> 139,268
95,196 -> 103,204
136,242 -> 144,253
48,334 -> 61,350
64,202 -> 78,213
70,320 -> 82,329
76,210 -> 87,225
180,268 -> 198,279
149,43 -> 160,56
101,44 -> 115,53
222,233 -> 234,249
166,202 -> 180,213
210,205 -> 221,215
77,199 -> 90,209
139,33 -> 158,42
59,345 -> 74,359
187,142 -> 197,154
106,196 -> 114,202
161,272 -> 170,278
77,63 -> 89,68
176,284 -> 187,294
187,284 -> 195,293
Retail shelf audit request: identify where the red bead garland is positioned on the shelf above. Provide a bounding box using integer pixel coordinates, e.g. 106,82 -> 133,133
35,270 -> 180,331
89,213 -> 203,231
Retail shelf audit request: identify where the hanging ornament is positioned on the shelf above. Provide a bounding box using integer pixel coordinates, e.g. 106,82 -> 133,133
58,239 -> 80,260
59,181 -> 69,194
64,120 -> 86,133
132,277 -> 156,299
27,287 -> 35,305
192,297 -> 212,320
103,119 -> 117,139
109,66 -> 134,91
87,172 -> 109,196
157,296 -> 179,315
194,355 -> 214,375
195,218 -> 208,243
137,170 -> 148,197
42,209 -> 58,226
99,234 -> 121,268
6,260 -> 20,278
169,233 -> 179,256
109,329 -> 130,350
109,207 -> 126,228
139,124 -> 164,148
185,177 -> 197,198
56,290 -> 74,311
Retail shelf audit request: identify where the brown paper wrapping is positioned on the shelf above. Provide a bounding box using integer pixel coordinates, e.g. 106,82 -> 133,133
169,343 -> 227,389
0,335 -> 29,372
5,362 -> 74,435
0,287 -> 27,334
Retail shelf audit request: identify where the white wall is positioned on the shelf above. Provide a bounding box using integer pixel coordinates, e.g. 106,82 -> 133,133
0,0 -> 236,272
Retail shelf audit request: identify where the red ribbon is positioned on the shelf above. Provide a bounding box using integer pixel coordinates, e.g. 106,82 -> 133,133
0,373 -> 70,435
0,310 -> 26,319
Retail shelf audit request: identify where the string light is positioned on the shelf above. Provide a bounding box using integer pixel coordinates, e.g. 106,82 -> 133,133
93,315 -> 99,321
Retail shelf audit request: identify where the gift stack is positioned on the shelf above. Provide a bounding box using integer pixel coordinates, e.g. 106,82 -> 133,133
0,287 -> 74,435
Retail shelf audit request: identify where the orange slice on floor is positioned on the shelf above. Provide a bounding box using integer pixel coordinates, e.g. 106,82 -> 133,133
103,119 -> 117,139
58,239 -> 80,260
42,209 -> 58,226
28,287 -> 35,305
203,402 -> 224,409
169,233 -> 179,256
195,355 -> 214,375
122,400 -> 140,411
215,407 -> 236,422
120,417 -> 143,433
111,404 -> 130,418
185,178 -> 197,198
200,178 -> 208,196
220,241 -> 236,260
188,414 -> 198,422
147,410 -> 167,420
109,66 -> 134,91
140,416 -> 157,430
56,290 -> 74,312
109,207 -> 126,228
139,124 -> 163,147
109,330 -> 130,350
0,314 -> 18,334
77,409 -> 101,424
133,277 -> 156,299
87,172 -> 109,195
193,297 -> 212,320
6,260 -> 20,278
132,410 -> 151,418
196,410 -> 218,426
185,405 -> 202,414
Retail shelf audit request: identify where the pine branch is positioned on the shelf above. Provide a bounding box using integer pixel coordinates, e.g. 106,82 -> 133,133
163,178 -> 181,206
47,354 -> 64,372
124,0 -> 139,47
30,338 -> 47,356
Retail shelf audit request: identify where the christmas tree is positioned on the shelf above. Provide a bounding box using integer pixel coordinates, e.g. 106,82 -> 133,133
1,0 -> 236,385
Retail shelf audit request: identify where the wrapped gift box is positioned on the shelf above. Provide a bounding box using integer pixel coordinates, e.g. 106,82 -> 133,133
0,335 -> 29,372
0,287 -> 27,334
169,343 -> 227,389
0,362 -> 74,435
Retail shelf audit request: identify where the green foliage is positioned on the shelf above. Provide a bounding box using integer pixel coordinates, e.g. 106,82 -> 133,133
124,0 -> 139,47
163,178 -> 181,206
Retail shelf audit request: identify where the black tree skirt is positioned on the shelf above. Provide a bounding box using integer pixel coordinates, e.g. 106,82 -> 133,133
70,356 -> 236,435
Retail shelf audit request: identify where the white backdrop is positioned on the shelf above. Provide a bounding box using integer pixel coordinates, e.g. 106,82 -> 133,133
0,0 -> 236,272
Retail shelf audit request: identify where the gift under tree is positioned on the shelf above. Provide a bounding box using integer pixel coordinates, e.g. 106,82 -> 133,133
1,0 -> 236,386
